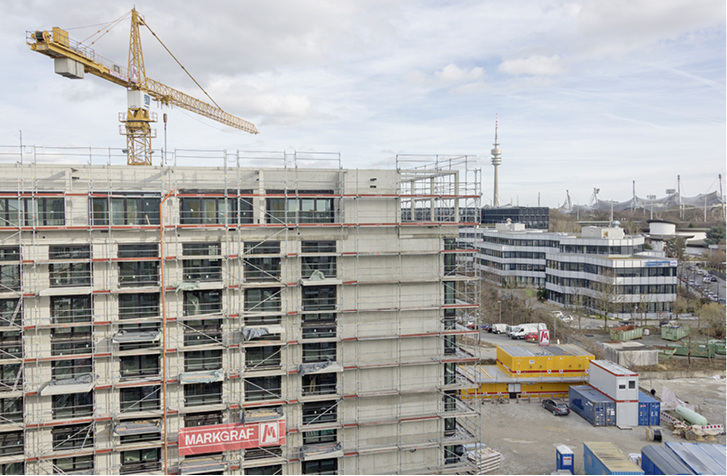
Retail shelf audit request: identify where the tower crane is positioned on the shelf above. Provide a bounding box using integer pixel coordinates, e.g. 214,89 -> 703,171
27,8 -> 258,166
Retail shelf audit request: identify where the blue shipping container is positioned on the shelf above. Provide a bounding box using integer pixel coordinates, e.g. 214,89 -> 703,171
665,442 -> 726,475
570,385 -> 616,427
584,442 -> 644,475
641,445 -> 694,475
638,391 -> 661,426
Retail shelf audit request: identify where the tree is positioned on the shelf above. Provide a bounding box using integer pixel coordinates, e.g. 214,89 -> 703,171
700,302 -> 726,339
705,225 -> 726,245
596,269 -> 622,330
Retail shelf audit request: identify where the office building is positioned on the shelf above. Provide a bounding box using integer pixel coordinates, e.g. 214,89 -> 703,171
460,222 -> 677,319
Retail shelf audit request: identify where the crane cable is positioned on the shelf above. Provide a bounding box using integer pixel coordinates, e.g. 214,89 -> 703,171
78,11 -> 131,47
142,21 -> 223,110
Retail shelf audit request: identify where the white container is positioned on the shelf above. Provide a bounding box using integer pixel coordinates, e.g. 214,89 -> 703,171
616,400 -> 639,427
588,360 -> 639,401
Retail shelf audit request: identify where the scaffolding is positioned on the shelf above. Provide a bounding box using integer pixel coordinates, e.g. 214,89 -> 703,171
0,144 -> 482,475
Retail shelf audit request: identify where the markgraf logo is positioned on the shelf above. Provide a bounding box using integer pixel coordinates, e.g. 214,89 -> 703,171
260,422 -> 279,445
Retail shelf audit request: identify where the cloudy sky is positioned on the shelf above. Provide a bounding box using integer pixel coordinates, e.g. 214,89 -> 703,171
1,0 -> 724,207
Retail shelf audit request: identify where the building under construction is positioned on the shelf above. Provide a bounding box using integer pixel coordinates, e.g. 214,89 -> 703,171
0,147 -> 483,475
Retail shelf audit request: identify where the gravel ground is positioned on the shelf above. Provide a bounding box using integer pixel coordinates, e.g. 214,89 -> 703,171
474,376 -> 726,475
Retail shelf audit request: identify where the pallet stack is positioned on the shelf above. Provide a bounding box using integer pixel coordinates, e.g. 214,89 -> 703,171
467,447 -> 502,474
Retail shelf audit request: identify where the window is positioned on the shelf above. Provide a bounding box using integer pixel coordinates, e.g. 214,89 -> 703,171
0,364 -> 21,392
0,431 -> 23,456
444,282 -> 455,304
120,426 -> 161,445
184,382 -> 222,407
51,326 -> 92,356
0,197 -> 65,227
444,445 -> 460,464
119,293 -> 159,319
302,400 -> 337,425
444,362 -> 456,385
49,245 -> 90,260
302,286 -> 336,311
119,261 -> 159,287
52,423 -> 94,450
302,373 -> 336,396
184,319 -> 222,346
0,462 -> 24,475
244,257 -> 281,282
629,380 -> 636,389
302,256 -> 336,279
51,295 -> 92,324
183,258 -> 222,282
185,350 -> 222,372
91,194 -> 160,226
245,376 -> 281,402
183,242 -> 222,256
266,193 -> 335,224
245,465 -> 282,475
0,266 -> 19,292
303,429 -> 337,445
444,417 -> 456,436
179,194 -> 252,225
120,354 -> 159,379
118,244 -> 158,258
0,331 -> 21,359
185,411 -> 222,427
54,456 -> 93,475
301,241 -> 336,254
0,397 -> 22,423
0,300 -> 20,327
245,241 -> 281,256
52,358 -> 92,380
52,392 -> 93,419
245,445 -> 282,461
301,313 -> 336,339
184,290 -> 222,316
245,346 -> 281,370
49,262 -> 90,287
302,458 -> 337,475
245,288 -> 281,314
120,448 -> 161,475
120,386 -> 160,413
302,342 -> 336,363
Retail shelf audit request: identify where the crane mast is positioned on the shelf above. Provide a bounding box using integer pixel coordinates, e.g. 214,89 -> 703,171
28,8 -> 258,166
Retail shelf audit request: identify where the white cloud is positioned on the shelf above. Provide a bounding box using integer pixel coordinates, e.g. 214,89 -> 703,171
434,64 -> 485,83
498,55 -> 565,76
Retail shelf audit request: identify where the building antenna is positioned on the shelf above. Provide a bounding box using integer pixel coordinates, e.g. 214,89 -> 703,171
491,115 -> 502,208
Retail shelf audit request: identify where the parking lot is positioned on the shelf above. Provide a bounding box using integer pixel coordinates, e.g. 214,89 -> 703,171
475,375 -> 726,474
470,328 -> 726,474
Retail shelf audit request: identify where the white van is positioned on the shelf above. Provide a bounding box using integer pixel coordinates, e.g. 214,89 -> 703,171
511,323 -> 547,339
491,323 -> 508,334
506,325 -> 522,337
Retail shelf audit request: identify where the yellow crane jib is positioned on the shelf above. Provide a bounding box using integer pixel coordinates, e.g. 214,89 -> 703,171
27,9 -> 258,166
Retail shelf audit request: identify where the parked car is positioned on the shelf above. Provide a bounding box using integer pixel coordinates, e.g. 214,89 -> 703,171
491,323 -> 507,334
465,321 -> 476,329
481,323 -> 492,332
542,398 -> 570,416
524,331 -> 539,342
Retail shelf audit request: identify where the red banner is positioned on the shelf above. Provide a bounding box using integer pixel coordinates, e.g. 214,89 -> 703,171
178,420 -> 286,456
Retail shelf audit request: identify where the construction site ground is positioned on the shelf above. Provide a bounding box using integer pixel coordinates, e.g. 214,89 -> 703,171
472,332 -> 726,475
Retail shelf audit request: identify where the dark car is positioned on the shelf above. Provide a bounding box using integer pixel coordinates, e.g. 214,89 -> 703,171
481,323 -> 492,332
542,398 -> 570,416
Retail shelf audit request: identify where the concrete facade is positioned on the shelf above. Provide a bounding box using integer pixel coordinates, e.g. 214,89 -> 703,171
0,154 -> 482,475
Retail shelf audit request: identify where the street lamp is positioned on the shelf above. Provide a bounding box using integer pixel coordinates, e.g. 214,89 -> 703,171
498,300 -> 502,323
